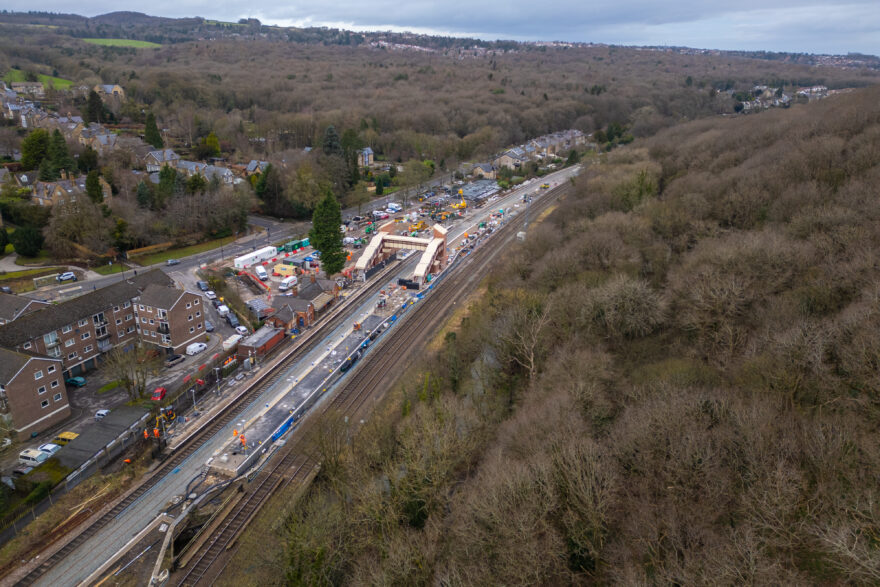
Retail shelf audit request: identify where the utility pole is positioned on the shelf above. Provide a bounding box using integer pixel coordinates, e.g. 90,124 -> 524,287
214,366 -> 221,395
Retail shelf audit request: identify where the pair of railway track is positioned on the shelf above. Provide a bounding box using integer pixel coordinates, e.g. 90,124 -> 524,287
172,182 -> 571,586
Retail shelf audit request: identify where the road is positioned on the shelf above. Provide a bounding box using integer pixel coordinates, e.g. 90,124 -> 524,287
25,168 -> 578,586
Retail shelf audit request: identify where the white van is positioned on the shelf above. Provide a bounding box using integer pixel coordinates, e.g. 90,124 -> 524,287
216,304 -> 230,317
19,448 -> 49,467
254,265 -> 269,281
279,276 -> 298,291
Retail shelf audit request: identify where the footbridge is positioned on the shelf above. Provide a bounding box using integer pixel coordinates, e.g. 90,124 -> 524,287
355,222 -> 447,285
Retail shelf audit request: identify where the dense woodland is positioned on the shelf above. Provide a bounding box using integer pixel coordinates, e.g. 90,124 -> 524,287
217,85 -> 880,584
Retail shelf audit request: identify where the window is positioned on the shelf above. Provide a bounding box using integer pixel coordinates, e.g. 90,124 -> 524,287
113,306 -> 120,312
80,332 -> 90,340
38,386 -> 46,395
116,319 -> 122,325
189,326 -> 195,333
84,345 -> 93,353
197,322 -> 202,330
136,327 -> 141,334
125,314 -> 133,321
23,342 -> 31,350
65,339 -> 74,347
124,301 -> 131,309
68,352 -> 77,359
149,319 -> 154,325
186,303 -> 191,309
195,311 -> 201,317
141,317 -> 147,324
78,319 -> 88,327
146,306 -> 152,312
118,330 -> 124,338
53,393 -> 62,402
62,325 -> 72,334
51,380 -> 58,388
34,370 -> 43,380
127,326 -> 135,333
47,365 -> 55,374
188,315 -> 193,321
41,399 -> 49,409
139,304 -> 144,311
193,299 -> 199,305
151,331 -> 156,337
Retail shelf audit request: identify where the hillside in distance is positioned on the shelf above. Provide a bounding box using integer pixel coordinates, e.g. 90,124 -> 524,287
219,85 -> 880,584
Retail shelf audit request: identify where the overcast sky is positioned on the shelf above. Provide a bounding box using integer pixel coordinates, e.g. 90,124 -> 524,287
10,1 -> 880,56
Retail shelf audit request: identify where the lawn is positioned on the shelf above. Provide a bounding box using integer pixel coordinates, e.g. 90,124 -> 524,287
81,38 -> 161,48
97,380 -> 121,394
2,69 -> 73,90
0,266 -> 61,282
93,262 -> 131,276
14,249 -> 53,266
129,235 -> 237,266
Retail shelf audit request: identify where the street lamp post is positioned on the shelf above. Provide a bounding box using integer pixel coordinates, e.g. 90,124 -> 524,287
190,386 -> 197,411
214,366 -> 221,395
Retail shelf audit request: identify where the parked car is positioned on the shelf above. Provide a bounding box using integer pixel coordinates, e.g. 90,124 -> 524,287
151,387 -> 167,401
196,281 -> 210,292
235,325 -> 249,336
205,290 -> 217,300
57,271 -> 77,282
11,466 -> 33,477
65,376 -> 86,388
185,342 -> 207,356
0,286 -> 12,294
38,443 -> 61,456
53,431 -> 78,445
164,354 -> 185,368
166,258 -> 180,266
226,313 -> 240,328
95,409 -> 111,421
204,320 -> 215,332
18,448 -> 49,467
211,298 -> 223,309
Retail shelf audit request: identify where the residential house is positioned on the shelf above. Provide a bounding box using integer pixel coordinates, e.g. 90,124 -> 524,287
471,163 -> 496,180
0,269 -> 173,378
88,133 -> 119,155
493,150 -> 527,170
10,82 -> 44,99
204,165 -> 235,185
31,174 -> 111,207
144,149 -> 180,172
0,293 -> 50,326
132,284 -> 204,355
15,171 -> 38,189
0,348 -> 69,440
176,160 -> 208,178
94,84 -> 125,101
296,277 -> 339,314
267,297 -> 315,331
357,147 -> 374,167
245,160 -> 269,176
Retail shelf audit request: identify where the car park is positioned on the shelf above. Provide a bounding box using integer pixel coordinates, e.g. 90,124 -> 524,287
186,342 -> 207,356
38,443 -> 61,456
95,409 -> 111,421
151,387 -> 167,401
204,320 -> 215,332
205,290 -> 217,300
57,271 -> 77,282
65,376 -> 86,388
197,281 -> 210,291
164,354 -> 185,368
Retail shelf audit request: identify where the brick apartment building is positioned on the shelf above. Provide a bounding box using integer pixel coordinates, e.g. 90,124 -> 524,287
0,348 -> 69,440
133,284 -> 205,355
0,270 -> 172,378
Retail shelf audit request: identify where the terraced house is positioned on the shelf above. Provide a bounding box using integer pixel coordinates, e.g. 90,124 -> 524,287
0,270 -> 173,378
133,284 -> 205,355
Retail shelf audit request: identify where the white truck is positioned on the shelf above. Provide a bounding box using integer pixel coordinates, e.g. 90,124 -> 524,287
222,334 -> 242,351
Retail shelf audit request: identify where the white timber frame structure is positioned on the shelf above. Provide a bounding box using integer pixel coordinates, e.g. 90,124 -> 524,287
355,223 -> 448,285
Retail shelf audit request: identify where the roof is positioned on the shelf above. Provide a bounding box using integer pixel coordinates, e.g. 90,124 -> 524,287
146,149 -> 179,163
0,293 -> 49,323
296,281 -> 325,302
360,147 -> 374,155
56,405 -> 150,469
246,298 -> 273,318
272,296 -> 313,313
136,284 -> 184,310
240,325 -> 282,348
0,269 -> 172,348
177,160 -> 207,174
0,347 -> 30,383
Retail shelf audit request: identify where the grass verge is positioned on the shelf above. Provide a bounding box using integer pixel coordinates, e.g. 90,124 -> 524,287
97,380 -> 121,394
129,236 -> 237,266
92,262 -> 130,276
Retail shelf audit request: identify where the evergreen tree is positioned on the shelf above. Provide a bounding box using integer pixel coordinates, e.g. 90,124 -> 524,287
10,226 -> 44,257
85,170 -> 103,203
322,125 -> 342,157
37,157 -> 57,181
48,130 -> 74,175
255,164 -> 287,216
84,90 -> 104,124
20,129 -> 49,171
78,146 -> 99,173
565,149 -> 580,166
309,189 -> 345,275
136,181 -> 152,209
144,112 -> 163,148
156,165 -> 178,208
0,228 -> 8,252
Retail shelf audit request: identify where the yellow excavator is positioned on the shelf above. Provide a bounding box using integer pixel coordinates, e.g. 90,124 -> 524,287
451,189 -> 467,210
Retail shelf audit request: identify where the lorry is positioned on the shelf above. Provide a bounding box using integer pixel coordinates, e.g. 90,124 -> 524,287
222,334 -> 242,351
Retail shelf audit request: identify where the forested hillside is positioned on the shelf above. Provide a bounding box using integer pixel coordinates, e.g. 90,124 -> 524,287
223,85 -> 880,584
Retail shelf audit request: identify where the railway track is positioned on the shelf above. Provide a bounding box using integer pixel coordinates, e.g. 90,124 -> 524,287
13,262 -> 401,587
172,182 -> 571,586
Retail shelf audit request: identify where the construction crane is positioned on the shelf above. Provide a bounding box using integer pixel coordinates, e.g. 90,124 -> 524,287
451,188 -> 467,210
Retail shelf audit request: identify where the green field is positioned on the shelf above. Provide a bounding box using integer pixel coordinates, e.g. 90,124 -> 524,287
81,38 -> 161,48
93,262 -> 131,276
129,235 -> 238,266
2,69 -> 73,89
